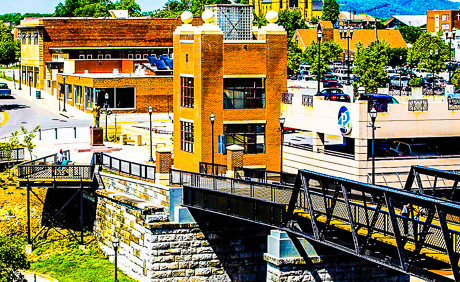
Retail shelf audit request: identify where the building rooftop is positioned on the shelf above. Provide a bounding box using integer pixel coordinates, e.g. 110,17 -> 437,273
384,15 -> 427,28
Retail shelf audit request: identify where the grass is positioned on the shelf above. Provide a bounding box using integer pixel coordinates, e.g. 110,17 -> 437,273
0,170 -> 138,282
29,233 -> 137,282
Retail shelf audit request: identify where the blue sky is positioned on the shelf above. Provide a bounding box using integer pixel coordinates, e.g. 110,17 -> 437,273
2,0 -> 169,14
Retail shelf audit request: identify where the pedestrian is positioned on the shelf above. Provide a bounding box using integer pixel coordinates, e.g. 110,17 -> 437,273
57,149 -> 65,165
401,203 -> 410,235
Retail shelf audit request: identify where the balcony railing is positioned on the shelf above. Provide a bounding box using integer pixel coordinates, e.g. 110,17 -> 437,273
448,98 -> 460,111
408,99 -> 428,112
302,95 -> 313,107
282,92 -> 293,104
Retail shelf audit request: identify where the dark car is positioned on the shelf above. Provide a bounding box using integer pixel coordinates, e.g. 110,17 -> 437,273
358,94 -> 399,112
323,80 -> 343,88
320,74 -> 339,82
389,141 -> 438,157
315,88 -> 350,102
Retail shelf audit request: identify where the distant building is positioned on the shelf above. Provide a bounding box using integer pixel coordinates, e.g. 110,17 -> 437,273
249,0 -> 323,21
338,11 -> 378,29
172,7 -> 286,173
292,21 -> 407,56
16,13 -> 202,113
427,10 -> 460,33
385,15 -> 427,29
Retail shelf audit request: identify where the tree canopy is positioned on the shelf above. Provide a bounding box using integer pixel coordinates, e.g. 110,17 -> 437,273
0,236 -> 30,281
354,41 -> 389,93
304,40 -> 342,79
53,0 -> 142,18
0,22 -> 19,66
398,26 -> 423,44
322,0 -> 340,24
152,0 -> 231,18
411,33 -> 449,74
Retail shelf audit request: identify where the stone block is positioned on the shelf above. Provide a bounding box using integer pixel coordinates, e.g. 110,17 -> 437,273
195,268 -> 212,276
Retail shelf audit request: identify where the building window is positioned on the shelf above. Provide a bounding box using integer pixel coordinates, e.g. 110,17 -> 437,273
223,78 -> 265,109
95,87 -> 135,109
442,24 -> 450,31
295,36 -> 299,45
27,33 -> 31,44
98,54 -> 103,59
79,54 -> 85,59
143,54 -> 148,59
224,123 -> 265,154
33,33 -> 38,45
442,14 -> 449,21
85,87 -> 94,108
105,54 -> 111,59
58,83 -> 65,99
180,77 -> 194,108
128,54 -> 133,59
185,54 -> 189,63
181,121 -> 194,153
87,54 -> 92,59
74,86 -> 82,105
66,84 -> 72,100
136,54 -> 141,59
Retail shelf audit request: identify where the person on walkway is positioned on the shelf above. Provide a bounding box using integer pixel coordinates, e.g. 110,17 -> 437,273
57,149 -> 65,165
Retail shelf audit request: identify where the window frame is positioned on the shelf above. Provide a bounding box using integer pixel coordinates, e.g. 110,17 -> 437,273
180,77 -> 194,108
180,121 -> 194,153
223,78 -> 266,109
224,123 -> 266,154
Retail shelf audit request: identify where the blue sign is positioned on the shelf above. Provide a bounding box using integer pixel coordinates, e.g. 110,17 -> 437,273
338,106 -> 352,135
218,134 -> 225,154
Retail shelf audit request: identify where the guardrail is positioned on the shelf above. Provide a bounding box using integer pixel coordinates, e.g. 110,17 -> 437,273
408,99 -> 428,112
100,153 -> 156,182
199,162 -> 227,177
282,92 -> 293,104
302,95 -> 313,107
448,98 -> 460,111
0,147 -> 25,163
18,150 -> 71,178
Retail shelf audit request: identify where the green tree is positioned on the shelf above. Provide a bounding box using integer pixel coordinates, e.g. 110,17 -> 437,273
354,41 -> 389,93
114,0 -> 142,17
321,0 -> 340,24
304,40 -> 342,79
412,33 -> 449,74
287,41 -> 306,73
277,9 -> 307,39
0,236 -> 30,281
387,47 -> 408,67
53,0 -> 143,18
398,26 -> 423,44
21,126 -> 40,160
0,22 -> 19,66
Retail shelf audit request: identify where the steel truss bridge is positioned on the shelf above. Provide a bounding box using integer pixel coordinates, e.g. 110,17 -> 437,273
171,167 -> 460,281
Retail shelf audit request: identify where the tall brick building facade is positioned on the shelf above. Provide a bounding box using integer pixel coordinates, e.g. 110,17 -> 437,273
172,9 -> 286,172
16,16 -> 202,113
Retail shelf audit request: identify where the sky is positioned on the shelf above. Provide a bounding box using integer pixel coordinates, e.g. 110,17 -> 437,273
2,0 -> 169,14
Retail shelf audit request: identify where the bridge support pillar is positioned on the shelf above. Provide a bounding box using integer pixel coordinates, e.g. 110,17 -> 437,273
312,132 -> 324,153
156,147 -> 173,185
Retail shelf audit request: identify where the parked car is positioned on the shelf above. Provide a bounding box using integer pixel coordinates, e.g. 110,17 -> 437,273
315,88 -> 350,102
323,80 -> 343,88
447,89 -> 460,104
321,74 -> 339,82
298,74 -> 315,82
0,83 -> 11,97
390,76 -> 410,88
389,141 -> 437,157
358,94 -> 399,112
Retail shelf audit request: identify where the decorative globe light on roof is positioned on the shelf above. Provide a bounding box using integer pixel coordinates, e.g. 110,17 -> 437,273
202,10 -> 215,24
181,11 -> 193,24
266,10 -> 278,24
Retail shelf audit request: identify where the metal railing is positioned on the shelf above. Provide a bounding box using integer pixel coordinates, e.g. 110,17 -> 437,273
100,153 -> 156,182
448,98 -> 460,111
0,147 -> 25,163
408,99 -> 428,112
318,148 -> 355,160
302,95 -> 313,107
389,86 -> 411,96
18,150 -> 71,179
233,167 -> 297,186
170,168 -> 294,204
282,92 -> 293,104
199,162 -> 227,177
368,102 -> 388,113
283,142 -> 313,152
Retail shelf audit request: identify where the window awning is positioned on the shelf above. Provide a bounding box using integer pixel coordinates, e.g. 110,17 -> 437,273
25,34 -> 31,38
31,33 -> 38,39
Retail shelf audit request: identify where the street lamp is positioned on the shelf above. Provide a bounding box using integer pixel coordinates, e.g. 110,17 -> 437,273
429,49 -> 439,94
447,28 -> 456,84
210,113 -> 215,175
113,238 -> 119,282
62,75 -> 67,112
339,25 -> 354,85
148,106 -> 153,162
104,93 -> 109,141
399,55 -> 404,96
317,26 -> 323,95
407,44 -> 413,74
369,107 -> 377,185
18,57 -> 22,90
279,114 -> 285,180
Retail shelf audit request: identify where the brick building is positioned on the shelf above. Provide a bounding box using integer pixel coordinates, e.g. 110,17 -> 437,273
172,8 -> 286,173
16,14 -> 201,112
427,10 -> 460,33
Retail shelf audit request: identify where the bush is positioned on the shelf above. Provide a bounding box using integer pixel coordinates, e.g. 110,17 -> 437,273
409,77 -> 423,87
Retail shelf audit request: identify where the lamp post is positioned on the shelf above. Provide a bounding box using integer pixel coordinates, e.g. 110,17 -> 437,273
113,238 -> 119,282
62,75 -> 67,112
447,28 -> 456,84
429,49 -> 439,94
279,115 -> 285,180
369,107 -> 377,185
148,106 -> 154,162
29,73 -> 32,96
104,93 -> 109,142
407,44 -> 413,74
339,25 -> 354,85
317,26 -> 323,95
18,57 -> 22,90
13,67 -> 16,89
399,55 -> 404,96
210,113 -> 215,175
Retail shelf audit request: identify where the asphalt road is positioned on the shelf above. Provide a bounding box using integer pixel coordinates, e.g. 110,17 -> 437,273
0,93 -> 92,139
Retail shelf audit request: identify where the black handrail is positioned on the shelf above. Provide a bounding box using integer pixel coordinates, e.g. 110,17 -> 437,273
100,153 -> 156,182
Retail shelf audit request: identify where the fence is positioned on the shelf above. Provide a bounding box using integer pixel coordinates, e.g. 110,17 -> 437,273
282,92 -> 293,104
302,95 -> 313,107
448,98 -> 460,111
0,148 -> 25,163
100,153 -> 156,182
199,162 -> 227,177
408,99 -> 429,112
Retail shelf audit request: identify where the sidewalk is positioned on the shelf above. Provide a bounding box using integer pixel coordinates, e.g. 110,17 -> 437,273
2,79 -> 91,121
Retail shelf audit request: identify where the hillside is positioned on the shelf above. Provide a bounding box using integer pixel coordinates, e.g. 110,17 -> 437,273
338,0 -> 459,19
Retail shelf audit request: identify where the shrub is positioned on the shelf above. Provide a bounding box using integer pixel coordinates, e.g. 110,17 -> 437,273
409,77 -> 423,87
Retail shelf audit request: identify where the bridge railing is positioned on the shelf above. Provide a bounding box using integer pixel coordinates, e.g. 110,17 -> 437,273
0,148 -> 25,163
100,153 -> 156,182
170,169 -> 294,204
18,150 -> 72,179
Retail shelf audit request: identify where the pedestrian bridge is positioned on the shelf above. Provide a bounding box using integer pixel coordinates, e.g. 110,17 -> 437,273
15,152 -> 460,281
171,167 -> 460,282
